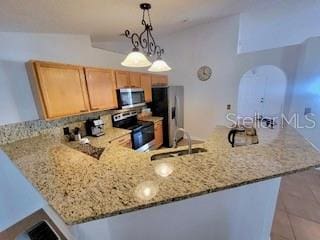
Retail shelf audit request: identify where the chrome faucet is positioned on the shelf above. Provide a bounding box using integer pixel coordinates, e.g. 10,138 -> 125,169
173,128 -> 192,154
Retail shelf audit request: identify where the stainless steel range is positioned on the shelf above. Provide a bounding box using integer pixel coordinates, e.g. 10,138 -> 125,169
112,111 -> 155,152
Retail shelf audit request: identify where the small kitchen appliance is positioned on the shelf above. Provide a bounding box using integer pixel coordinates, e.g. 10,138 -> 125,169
116,88 -> 146,109
228,125 -> 259,147
85,118 -> 105,137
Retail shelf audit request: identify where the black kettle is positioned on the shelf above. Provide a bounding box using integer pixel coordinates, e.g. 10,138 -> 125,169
228,128 -> 245,147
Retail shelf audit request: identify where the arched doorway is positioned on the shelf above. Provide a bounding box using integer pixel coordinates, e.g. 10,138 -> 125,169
237,65 -> 287,119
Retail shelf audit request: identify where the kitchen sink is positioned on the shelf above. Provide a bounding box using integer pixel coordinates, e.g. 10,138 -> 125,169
67,142 -> 105,160
151,148 -> 207,161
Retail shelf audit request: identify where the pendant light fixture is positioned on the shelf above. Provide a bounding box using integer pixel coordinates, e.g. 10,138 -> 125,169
148,56 -> 172,72
122,3 -> 171,72
121,47 -> 152,67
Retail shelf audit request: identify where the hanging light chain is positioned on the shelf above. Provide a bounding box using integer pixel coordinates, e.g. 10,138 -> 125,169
124,3 -> 164,57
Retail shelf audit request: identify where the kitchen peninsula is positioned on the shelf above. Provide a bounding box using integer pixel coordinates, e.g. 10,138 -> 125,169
1,124 -> 320,240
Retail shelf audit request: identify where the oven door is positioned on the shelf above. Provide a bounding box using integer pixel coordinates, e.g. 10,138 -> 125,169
132,124 -> 155,151
117,88 -> 146,109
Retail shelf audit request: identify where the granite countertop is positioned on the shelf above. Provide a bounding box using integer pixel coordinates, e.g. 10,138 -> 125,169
97,127 -> 131,142
1,125 -> 320,225
138,116 -> 163,123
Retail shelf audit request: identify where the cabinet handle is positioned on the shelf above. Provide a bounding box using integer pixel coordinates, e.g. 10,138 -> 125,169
91,108 -> 100,111
80,110 -> 87,113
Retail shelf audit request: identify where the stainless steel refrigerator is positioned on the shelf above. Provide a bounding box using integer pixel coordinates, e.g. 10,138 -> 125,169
151,86 -> 184,147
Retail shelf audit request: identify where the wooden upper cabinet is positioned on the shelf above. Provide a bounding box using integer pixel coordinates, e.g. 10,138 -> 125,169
129,72 -> 141,88
152,75 -> 168,86
84,68 -> 118,111
27,59 -> 170,120
140,74 -> 153,103
115,70 -> 130,88
30,61 -> 89,119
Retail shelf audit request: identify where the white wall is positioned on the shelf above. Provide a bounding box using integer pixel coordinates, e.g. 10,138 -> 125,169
0,32 -> 125,125
71,178 -> 280,240
0,150 -> 44,231
238,0 -> 320,53
161,16 -> 239,139
160,15 -> 300,139
288,37 -> 320,150
238,65 -> 287,118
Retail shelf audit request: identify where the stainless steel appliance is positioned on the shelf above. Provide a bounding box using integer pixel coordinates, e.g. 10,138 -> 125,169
116,88 -> 146,109
112,111 -> 155,152
3,209 -> 67,240
150,86 -> 184,147
85,118 -> 105,137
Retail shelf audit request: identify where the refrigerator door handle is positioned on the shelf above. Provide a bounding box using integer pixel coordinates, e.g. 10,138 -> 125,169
175,95 -> 179,126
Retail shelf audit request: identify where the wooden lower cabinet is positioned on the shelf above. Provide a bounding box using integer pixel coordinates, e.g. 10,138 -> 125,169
110,134 -> 132,148
154,120 -> 163,149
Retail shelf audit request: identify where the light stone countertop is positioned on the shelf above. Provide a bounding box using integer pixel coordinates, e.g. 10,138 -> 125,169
1,125 -> 320,225
138,116 -> 163,123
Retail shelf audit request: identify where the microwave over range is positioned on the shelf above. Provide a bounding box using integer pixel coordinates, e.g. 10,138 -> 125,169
116,88 -> 146,109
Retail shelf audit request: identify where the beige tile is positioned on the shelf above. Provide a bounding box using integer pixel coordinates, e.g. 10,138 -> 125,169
280,179 -> 317,202
309,184 -> 320,204
289,214 -> 320,240
271,234 -> 290,240
0,231 -> 8,240
282,193 -> 320,224
276,196 -> 286,212
296,169 -> 320,177
271,210 -> 295,240
287,170 -> 320,187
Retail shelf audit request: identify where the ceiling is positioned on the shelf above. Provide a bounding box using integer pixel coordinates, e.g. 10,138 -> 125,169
0,0 -> 267,43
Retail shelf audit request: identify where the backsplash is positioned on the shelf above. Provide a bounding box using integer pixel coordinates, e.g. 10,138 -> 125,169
0,110 -> 113,145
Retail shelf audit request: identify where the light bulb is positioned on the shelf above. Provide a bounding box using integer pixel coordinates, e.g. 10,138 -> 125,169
148,58 -> 172,72
121,48 -> 152,68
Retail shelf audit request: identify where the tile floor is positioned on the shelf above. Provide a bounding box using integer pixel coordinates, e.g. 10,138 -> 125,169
271,169 -> 320,240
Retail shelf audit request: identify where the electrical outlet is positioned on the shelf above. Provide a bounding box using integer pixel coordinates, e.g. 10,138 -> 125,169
304,107 -> 311,116
227,104 -> 231,110
63,127 -> 70,135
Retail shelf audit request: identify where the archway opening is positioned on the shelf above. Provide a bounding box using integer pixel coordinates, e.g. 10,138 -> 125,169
237,65 -> 287,122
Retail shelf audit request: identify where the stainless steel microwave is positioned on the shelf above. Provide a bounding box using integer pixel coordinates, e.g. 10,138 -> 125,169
116,88 -> 146,109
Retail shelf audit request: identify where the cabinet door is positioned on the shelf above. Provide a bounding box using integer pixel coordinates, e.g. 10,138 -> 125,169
140,74 -> 152,103
115,71 -> 130,88
151,75 -> 168,86
155,121 -> 163,148
33,61 -> 89,119
129,72 -> 141,88
111,134 -> 132,148
85,68 -> 118,111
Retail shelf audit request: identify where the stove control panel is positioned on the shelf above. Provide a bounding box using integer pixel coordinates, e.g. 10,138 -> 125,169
113,111 -> 138,122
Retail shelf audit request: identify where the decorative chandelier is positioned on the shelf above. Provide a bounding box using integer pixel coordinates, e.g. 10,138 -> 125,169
121,3 -> 172,72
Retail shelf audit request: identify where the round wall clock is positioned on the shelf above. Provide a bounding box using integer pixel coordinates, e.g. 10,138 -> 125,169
197,66 -> 212,81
